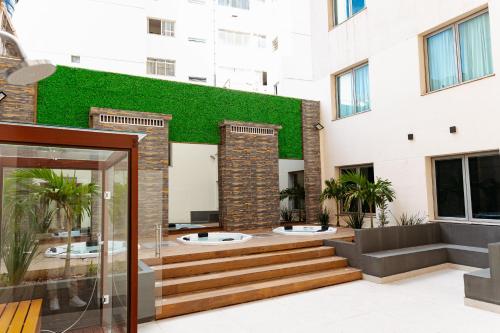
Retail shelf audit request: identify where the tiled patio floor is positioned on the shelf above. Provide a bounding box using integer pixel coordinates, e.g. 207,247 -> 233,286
139,268 -> 500,333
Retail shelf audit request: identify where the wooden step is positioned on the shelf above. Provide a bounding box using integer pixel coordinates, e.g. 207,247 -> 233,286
159,256 -> 348,296
154,239 -> 326,265
156,267 -> 362,319
157,246 -> 335,279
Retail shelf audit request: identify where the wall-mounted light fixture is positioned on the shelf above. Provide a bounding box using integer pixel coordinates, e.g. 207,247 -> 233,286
313,122 -> 324,131
449,126 -> 457,134
0,91 -> 6,102
408,133 -> 414,141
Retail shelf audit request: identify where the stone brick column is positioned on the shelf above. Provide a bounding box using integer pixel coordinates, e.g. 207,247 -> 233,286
0,57 -> 37,123
218,121 -> 281,231
90,108 -> 172,240
301,100 -> 322,224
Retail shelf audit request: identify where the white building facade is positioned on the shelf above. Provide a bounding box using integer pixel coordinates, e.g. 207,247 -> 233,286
13,0 -> 274,93
311,0 -> 500,225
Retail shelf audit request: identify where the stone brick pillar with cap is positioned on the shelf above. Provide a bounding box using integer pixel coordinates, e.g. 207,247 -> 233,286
301,100 -> 322,224
89,107 -> 172,240
218,121 -> 282,231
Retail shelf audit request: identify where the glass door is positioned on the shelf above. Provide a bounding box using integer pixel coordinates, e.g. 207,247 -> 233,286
0,143 -> 130,332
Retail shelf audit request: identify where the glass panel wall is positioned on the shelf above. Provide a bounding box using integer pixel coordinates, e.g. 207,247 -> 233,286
0,143 -> 129,332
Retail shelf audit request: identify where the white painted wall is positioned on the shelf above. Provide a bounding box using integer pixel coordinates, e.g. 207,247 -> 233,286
168,143 -> 219,224
168,142 -> 303,223
13,0 -> 273,93
310,0 -> 500,224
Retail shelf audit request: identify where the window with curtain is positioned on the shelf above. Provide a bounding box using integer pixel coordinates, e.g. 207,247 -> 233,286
334,0 -> 365,25
336,63 -> 370,119
218,0 -> 249,10
426,11 -> 493,92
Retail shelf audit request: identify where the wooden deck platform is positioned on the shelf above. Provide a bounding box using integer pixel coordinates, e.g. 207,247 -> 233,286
145,227 -> 360,319
141,227 -> 355,265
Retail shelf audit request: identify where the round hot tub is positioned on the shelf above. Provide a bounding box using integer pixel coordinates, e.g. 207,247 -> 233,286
273,225 -> 337,236
177,232 -> 252,245
44,241 -> 127,259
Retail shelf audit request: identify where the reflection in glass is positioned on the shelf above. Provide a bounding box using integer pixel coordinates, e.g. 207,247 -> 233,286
468,155 -> 500,220
0,143 -> 129,332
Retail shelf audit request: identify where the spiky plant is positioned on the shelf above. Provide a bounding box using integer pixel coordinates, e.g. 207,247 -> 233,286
345,212 -> 365,229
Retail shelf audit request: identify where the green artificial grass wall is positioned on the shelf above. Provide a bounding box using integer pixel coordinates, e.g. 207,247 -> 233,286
37,66 -> 303,159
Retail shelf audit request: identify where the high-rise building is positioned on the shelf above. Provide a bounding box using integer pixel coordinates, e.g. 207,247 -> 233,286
13,0 -> 275,93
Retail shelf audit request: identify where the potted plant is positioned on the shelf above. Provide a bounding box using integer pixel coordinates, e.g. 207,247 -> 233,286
0,175 -> 57,286
345,212 -> 365,229
319,208 -> 330,228
321,178 -> 347,227
279,185 -> 305,222
341,171 -> 395,228
280,207 -> 293,224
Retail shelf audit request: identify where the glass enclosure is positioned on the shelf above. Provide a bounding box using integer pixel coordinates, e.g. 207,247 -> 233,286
0,142 -> 130,332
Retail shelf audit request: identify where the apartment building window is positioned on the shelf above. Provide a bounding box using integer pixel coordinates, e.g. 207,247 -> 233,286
340,164 -> 374,214
218,29 -> 251,47
189,76 -> 207,83
148,18 -> 175,37
256,34 -> 266,48
336,63 -> 370,118
188,37 -> 207,43
425,10 -> 493,92
434,153 -> 500,221
147,58 -> 175,76
334,0 -> 365,25
218,0 -> 249,10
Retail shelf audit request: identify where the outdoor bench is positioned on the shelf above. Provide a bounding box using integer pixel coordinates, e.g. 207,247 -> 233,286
325,222 -> 500,278
0,299 -> 42,333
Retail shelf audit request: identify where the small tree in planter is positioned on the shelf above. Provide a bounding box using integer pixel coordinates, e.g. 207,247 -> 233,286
341,171 -> 395,228
321,178 -> 347,227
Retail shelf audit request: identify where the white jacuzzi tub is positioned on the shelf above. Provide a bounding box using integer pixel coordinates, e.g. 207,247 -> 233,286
177,232 -> 252,245
273,226 -> 337,236
44,241 -> 127,259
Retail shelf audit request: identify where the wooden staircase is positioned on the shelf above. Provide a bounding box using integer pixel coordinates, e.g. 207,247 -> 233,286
152,242 -> 361,319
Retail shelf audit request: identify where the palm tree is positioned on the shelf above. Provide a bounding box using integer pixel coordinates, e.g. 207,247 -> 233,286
320,178 -> 347,227
13,169 -> 99,278
341,171 -> 395,228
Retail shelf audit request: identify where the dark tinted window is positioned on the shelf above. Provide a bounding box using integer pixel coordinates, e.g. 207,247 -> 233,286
435,159 -> 466,218
468,155 -> 500,220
